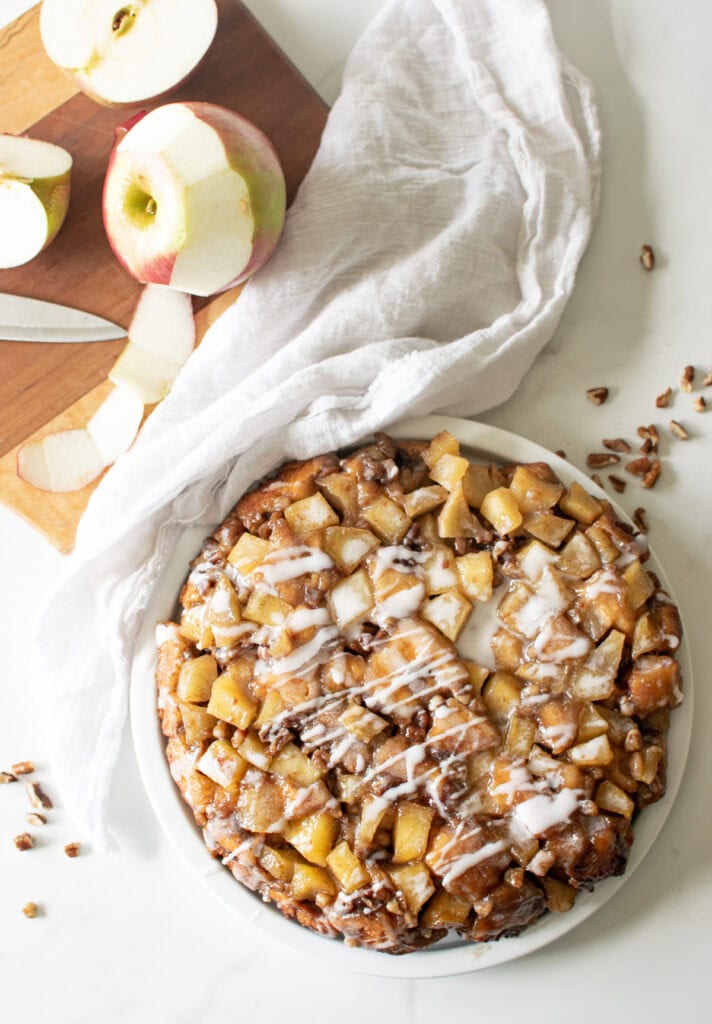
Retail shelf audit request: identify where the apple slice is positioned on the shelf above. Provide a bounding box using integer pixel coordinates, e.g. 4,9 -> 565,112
39,0 -> 218,107
17,430 -> 105,493
109,285 -> 195,403
0,134 -> 72,268
102,102 -> 286,296
86,382 -> 145,463
17,384 -> 144,494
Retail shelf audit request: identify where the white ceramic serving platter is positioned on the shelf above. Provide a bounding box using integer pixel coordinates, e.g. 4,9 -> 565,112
130,414 -> 693,979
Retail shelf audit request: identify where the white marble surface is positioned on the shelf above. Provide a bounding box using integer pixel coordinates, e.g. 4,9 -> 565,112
1,1 -> 710,1020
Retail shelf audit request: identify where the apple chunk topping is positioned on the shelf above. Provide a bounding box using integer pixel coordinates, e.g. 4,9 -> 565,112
0,134 -> 72,268
40,0 -> 219,107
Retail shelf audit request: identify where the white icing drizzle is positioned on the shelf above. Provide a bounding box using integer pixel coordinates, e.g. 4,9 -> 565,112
287,606 -> 332,632
255,625 -> 340,679
441,840 -> 508,886
457,582 -> 508,670
514,787 -> 580,837
373,581 -> 426,626
531,619 -> 592,663
155,622 -> 181,646
257,545 -> 334,585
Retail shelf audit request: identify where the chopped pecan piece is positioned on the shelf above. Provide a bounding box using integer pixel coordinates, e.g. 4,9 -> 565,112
26,781 -> 52,810
64,842 -> 81,859
680,365 -> 694,393
693,396 -> 706,413
642,460 -> 662,489
608,474 -> 626,494
587,453 -> 620,468
586,387 -> 609,405
22,902 -> 38,919
26,813 -> 46,827
11,761 -> 35,776
632,507 -> 648,533
590,474 -> 604,489
637,425 -> 659,451
0,771 -> 17,784
639,244 -> 655,271
555,449 -> 567,459
626,457 -> 651,477
669,419 -> 689,440
655,387 -> 672,408
603,438 -> 631,453
702,370 -> 712,387
14,833 -> 34,851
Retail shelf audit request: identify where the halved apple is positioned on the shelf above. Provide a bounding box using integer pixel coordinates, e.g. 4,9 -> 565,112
39,0 -> 218,107
17,384 -> 144,493
109,284 -> 195,403
102,101 -> 287,296
0,134 -> 72,269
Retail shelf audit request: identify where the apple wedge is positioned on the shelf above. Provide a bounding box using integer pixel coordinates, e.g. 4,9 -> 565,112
39,0 -> 218,107
102,102 -> 286,296
17,385 -> 144,494
109,285 -> 195,404
0,134 -> 72,269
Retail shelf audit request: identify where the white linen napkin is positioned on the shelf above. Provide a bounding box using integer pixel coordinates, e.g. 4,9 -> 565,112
32,0 -> 600,851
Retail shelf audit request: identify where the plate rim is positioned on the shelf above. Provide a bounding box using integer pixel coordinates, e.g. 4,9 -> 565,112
129,413 -> 693,979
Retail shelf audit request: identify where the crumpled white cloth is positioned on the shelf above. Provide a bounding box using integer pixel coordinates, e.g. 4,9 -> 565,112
32,0 -> 600,851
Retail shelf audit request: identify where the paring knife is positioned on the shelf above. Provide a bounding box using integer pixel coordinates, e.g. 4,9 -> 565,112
0,293 -> 126,343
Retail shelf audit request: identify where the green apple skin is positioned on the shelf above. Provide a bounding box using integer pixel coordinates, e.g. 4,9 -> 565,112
29,169 -> 72,254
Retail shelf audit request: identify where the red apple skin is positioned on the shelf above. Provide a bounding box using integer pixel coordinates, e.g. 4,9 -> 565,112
102,101 -> 287,296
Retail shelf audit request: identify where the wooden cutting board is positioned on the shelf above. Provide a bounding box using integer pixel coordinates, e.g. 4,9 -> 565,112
0,0 -> 328,552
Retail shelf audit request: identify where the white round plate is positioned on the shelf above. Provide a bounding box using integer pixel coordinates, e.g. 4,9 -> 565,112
130,414 -> 693,979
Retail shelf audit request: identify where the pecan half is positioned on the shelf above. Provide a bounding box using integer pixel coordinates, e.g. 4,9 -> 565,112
586,387 -> 609,405
669,419 -> 689,440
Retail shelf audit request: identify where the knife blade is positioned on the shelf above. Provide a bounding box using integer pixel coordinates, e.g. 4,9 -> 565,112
0,293 -> 126,343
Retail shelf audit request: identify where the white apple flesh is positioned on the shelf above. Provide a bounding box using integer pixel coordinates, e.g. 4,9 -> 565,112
17,384 -> 144,494
102,102 -> 286,296
109,284 -> 195,404
39,0 -> 218,107
0,134 -> 72,269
